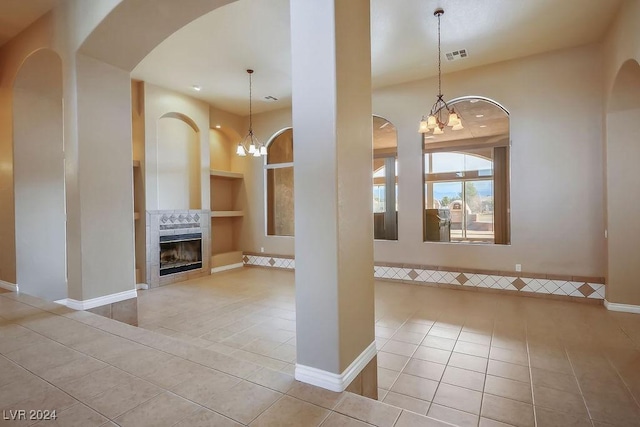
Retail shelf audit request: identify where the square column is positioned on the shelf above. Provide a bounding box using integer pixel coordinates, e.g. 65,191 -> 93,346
291,0 -> 376,394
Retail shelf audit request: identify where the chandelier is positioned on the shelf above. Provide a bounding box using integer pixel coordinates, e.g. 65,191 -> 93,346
419,8 -> 463,135
236,69 -> 267,156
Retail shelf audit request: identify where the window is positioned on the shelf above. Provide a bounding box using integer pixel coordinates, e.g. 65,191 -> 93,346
266,128 -> 294,236
373,116 -> 398,240
423,98 -> 510,244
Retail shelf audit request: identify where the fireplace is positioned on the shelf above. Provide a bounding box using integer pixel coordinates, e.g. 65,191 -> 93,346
159,233 -> 202,276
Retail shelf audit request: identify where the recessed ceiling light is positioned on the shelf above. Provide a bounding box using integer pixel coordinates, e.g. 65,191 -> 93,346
475,114 -> 484,118
215,125 -> 221,129
192,85 -> 201,91
479,125 -> 487,128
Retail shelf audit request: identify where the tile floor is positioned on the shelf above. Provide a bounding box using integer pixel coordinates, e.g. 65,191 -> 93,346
1,267 -> 639,426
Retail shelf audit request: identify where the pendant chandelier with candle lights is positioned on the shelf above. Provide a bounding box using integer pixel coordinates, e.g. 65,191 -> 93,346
236,69 -> 267,157
419,8 -> 463,135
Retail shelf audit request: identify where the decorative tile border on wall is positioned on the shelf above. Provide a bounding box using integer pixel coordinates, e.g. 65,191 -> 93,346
243,252 -> 295,270
243,253 -> 605,302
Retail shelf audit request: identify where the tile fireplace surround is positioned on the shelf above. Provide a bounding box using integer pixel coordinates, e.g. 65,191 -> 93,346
146,210 -> 210,288
242,252 -> 605,303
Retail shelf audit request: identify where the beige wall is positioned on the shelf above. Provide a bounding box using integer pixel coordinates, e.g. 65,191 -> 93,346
143,83 -> 210,211
240,43 -> 606,278
157,116 -> 201,210
13,49 -> 66,301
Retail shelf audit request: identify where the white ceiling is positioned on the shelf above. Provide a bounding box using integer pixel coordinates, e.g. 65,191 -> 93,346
0,0 -> 58,47
131,0 -> 621,117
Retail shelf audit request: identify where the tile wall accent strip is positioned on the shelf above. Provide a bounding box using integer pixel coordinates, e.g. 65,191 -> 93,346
243,255 -> 605,301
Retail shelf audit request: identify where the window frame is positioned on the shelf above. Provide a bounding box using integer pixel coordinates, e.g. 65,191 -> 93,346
264,127 -> 295,238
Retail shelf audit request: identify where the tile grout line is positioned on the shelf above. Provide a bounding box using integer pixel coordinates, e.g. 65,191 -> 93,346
524,322 -> 538,427
562,346 -> 596,427
477,317 -> 496,427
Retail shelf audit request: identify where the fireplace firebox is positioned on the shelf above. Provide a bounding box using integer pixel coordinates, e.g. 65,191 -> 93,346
159,233 -> 202,276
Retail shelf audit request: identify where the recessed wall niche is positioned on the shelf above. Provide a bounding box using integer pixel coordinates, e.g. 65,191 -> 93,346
157,113 -> 201,210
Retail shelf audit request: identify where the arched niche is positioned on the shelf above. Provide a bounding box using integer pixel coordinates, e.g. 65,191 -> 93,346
157,112 -> 201,210
13,48 -> 66,301
605,59 -> 640,306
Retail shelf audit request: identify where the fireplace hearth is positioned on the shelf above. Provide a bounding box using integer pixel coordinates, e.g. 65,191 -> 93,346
159,233 -> 202,276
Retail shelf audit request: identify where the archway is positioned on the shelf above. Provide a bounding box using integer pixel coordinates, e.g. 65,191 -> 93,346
605,59 -> 640,308
13,49 -> 66,301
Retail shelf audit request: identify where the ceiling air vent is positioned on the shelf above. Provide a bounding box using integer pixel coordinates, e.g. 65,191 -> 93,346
445,49 -> 468,61
264,95 -> 278,102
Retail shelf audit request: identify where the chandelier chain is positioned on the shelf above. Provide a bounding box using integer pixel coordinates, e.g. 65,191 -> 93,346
248,71 -> 253,132
437,11 -> 442,97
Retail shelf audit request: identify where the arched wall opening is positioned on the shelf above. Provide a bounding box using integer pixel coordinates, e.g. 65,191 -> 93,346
605,59 -> 640,307
422,96 -> 510,245
12,48 -> 66,301
157,112 -> 201,210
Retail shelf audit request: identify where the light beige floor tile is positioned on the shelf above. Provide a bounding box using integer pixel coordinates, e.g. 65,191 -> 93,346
412,347 -> 451,365
433,382 -> 482,415
57,366 -> 134,402
38,355 -> 107,385
114,391 -> 199,427
421,336 -> 456,351
394,410 -> 457,427
448,352 -> 488,373
377,351 -> 410,371
247,366 -> 295,393
458,331 -> 492,346
206,380 -> 282,424
428,403 -> 479,427
383,391 -> 430,415
489,347 -> 529,366
390,374 -> 438,401
403,359 -> 446,382
479,416 -> 516,426
487,359 -> 530,384
531,367 -> 579,393
428,327 -> 460,340
377,367 -> 400,390
381,340 -> 418,357
533,384 -> 588,417
173,407 -> 243,427
481,394 -> 534,427
31,403 -> 107,427
454,341 -> 490,358
287,381 -> 344,409
334,392 -> 401,427
251,395 -> 329,427
440,366 -> 485,392
320,412 -> 372,427
485,375 -> 532,403
82,376 -> 162,419
392,330 -> 427,345
582,389 -> 640,427
534,406 -> 592,427
170,367 -> 241,405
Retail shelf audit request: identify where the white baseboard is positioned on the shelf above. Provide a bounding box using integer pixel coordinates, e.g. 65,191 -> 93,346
604,299 -> 640,314
136,283 -> 149,290
0,280 -> 17,292
211,263 -> 244,274
56,289 -> 137,311
295,341 -> 377,392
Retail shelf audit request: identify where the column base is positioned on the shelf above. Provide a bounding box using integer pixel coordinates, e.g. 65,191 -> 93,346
295,341 -> 377,393
604,299 -> 640,314
56,289 -> 138,325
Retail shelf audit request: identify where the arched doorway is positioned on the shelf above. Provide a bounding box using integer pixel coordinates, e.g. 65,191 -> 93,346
605,59 -> 640,308
13,49 -> 66,301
